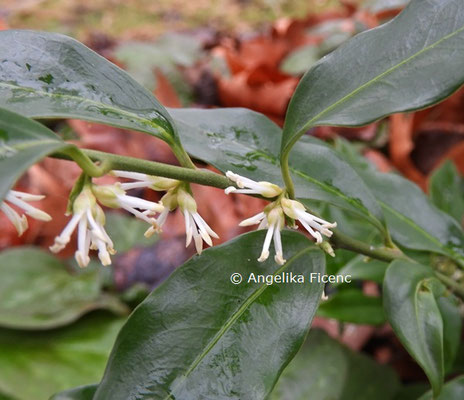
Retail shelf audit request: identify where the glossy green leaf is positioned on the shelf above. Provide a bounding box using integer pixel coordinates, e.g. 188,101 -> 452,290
0,247 -> 127,330
50,384 -> 97,400
0,107 -> 70,201
419,375 -> 464,400
171,107 -> 385,235
383,260 -> 460,397
0,314 -> 125,400
317,289 -> 386,325
429,160 -> 464,224
270,329 -> 400,400
282,0 -> 464,155
360,169 -> 464,266
0,30 -> 177,144
94,231 -> 324,400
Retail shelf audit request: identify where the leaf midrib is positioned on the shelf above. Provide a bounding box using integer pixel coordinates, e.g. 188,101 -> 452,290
287,18 -> 464,150
164,246 -> 316,400
0,82 -> 169,139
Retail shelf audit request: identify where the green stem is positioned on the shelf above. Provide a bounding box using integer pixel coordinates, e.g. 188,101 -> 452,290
280,150 -> 295,199
53,148 -> 232,189
435,272 -> 464,299
332,230 -> 464,300
331,229 -> 408,263
171,144 -> 197,170
61,147 -> 111,177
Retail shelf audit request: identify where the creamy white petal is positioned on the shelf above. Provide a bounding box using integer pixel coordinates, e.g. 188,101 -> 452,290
8,190 -> 45,201
258,223 -> 275,262
192,212 -> 219,239
112,170 -> 150,181
1,202 -> 28,236
184,209 -> 193,247
239,211 -> 265,227
273,222 -> 286,265
119,181 -> 152,190
6,192 -> 51,221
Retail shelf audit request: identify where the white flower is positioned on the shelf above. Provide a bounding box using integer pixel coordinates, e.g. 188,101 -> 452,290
91,183 -> 164,232
1,190 -> 51,236
227,171 -> 337,265
281,198 -> 337,244
225,171 -> 282,198
239,204 -> 286,265
178,188 -> 218,255
50,187 -> 115,267
111,171 -> 219,253
111,170 -> 179,191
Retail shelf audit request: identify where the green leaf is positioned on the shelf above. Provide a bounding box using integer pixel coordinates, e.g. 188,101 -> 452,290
419,375 -> 464,400
0,107 -> 70,201
282,0 -> 464,155
0,314 -> 125,400
104,212 -> 158,253
115,33 -> 202,93
279,45 -> 320,76
317,289 -> 386,325
437,295 -> 462,373
383,260 -> 459,397
0,30 -> 177,144
171,107 -> 386,235
360,169 -> 464,266
429,160 -> 464,224
394,384 -> 429,400
270,329 -> 400,400
94,231 -> 325,400
50,384 -> 97,400
0,247 -> 127,330
337,255 -> 389,284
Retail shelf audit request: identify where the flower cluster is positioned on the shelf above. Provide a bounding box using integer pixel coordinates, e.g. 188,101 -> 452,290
1,190 -> 51,236
50,182 -> 164,267
1,168 -> 337,268
112,171 -> 218,255
225,171 -> 337,265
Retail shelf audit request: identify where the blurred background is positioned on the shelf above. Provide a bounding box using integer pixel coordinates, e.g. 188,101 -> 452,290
1,1 -> 463,399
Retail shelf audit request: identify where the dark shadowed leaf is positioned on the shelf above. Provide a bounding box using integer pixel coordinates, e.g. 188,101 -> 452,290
0,247 -> 127,330
270,329 -> 400,400
50,384 -> 97,400
317,289 -> 386,325
282,0 -> 464,155
0,107 -> 70,201
94,231 -> 324,400
383,260 -> 461,397
429,160 -> 464,224
0,314 -> 125,400
0,30 -> 178,144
